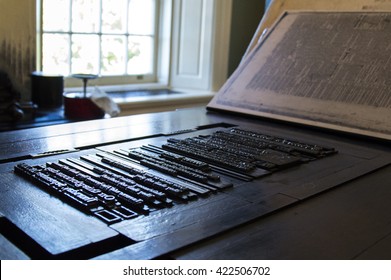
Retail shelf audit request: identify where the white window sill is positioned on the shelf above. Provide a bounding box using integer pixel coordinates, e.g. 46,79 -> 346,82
65,83 -> 215,116
111,89 -> 214,116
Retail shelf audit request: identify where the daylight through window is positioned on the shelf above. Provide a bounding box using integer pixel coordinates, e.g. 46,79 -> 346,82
41,0 -> 157,80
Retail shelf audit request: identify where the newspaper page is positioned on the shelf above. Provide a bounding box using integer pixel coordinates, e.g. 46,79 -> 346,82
208,12 -> 391,140
247,0 -> 391,57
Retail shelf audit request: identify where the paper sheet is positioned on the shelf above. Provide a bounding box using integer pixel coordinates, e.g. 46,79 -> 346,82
208,12 -> 391,140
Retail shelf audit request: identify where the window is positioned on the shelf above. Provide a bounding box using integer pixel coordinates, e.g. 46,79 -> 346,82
39,0 -> 158,86
37,0 -> 231,93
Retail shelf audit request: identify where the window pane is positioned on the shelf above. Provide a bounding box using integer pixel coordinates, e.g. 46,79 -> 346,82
102,0 -> 127,34
43,0 -> 70,32
71,34 -> 99,74
72,0 -> 100,33
128,0 -> 155,35
101,35 -> 126,75
42,34 -> 70,75
127,36 -> 154,75
41,0 -> 158,81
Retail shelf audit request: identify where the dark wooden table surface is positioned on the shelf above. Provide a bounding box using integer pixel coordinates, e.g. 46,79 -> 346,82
0,107 -> 390,260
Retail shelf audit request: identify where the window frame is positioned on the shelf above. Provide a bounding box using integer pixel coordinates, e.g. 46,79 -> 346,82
36,0 -> 232,94
37,0 -> 167,89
